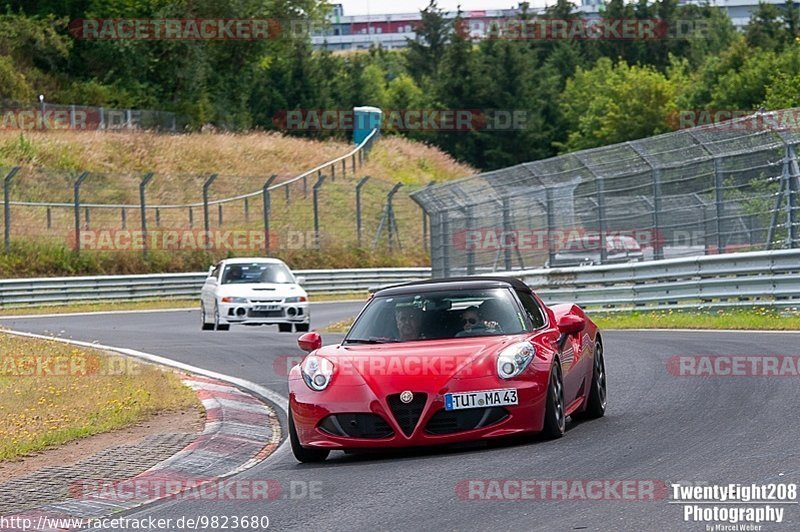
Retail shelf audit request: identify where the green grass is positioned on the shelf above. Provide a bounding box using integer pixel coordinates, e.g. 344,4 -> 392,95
592,308 -> 800,330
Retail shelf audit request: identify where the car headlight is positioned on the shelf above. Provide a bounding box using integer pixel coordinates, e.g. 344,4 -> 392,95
221,296 -> 248,303
497,341 -> 535,379
301,355 -> 334,391
285,296 -> 308,303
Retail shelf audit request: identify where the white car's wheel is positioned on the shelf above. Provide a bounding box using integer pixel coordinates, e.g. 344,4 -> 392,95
214,303 -> 230,331
201,303 -> 214,331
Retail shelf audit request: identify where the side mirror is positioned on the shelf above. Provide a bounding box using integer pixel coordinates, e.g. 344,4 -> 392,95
207,266 -> 215,277
557,314 -> 585,337
297,332 -> 322,352
295,276 -> 307,285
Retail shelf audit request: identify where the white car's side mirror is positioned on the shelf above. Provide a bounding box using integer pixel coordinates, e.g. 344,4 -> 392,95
208,266 -> 215,277
295,276 -> 307,285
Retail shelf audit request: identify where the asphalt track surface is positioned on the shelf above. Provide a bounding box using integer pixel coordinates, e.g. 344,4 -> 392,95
2,304 -> 799,531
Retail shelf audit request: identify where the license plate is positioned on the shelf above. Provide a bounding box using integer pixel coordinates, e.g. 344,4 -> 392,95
254,305 -> 280,311
444,389 -> 518,411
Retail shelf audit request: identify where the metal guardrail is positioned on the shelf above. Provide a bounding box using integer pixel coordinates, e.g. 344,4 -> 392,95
491,249 -> 800,311
1,251 -> 798,310
0,267 -> 430,307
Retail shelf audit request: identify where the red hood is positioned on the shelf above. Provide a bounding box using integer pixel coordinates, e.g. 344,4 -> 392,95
312,335 -> 527,395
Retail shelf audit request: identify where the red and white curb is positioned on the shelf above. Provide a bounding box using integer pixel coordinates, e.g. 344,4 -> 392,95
0,330 -> 286,531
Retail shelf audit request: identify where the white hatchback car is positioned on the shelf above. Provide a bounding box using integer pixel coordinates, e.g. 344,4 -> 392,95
200,258 -> 310,332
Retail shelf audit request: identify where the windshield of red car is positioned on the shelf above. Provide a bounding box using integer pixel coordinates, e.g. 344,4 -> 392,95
344,288 -> 527,343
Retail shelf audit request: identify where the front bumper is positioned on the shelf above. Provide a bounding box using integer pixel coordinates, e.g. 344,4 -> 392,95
289,374 -> 549,449
219,302 -> 309,325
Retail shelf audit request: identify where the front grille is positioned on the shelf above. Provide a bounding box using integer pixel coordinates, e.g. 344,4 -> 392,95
386,393 -> 427,436
318,414 -> 393,439
425,407 -> 509,435
247,310 -> 284,318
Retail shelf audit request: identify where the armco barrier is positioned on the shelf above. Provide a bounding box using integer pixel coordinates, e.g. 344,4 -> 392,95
0,267 -> 430,307
2,250 -> 799,310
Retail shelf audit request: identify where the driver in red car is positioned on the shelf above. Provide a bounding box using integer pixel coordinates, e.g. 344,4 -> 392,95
395,305 -> 424,341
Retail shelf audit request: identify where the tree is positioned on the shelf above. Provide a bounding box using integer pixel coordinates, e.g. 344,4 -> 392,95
745,2 -> 787,51
558,58 -> 677,152
405,0 -> 449,83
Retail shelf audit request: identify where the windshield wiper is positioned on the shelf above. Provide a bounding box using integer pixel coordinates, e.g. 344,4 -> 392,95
343,337 -> 400,344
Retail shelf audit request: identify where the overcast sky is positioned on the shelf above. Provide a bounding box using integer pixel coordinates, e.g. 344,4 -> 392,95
336,0 -> 550,16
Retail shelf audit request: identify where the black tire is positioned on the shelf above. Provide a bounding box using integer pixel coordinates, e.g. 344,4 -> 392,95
278,323 -> 292,333
541,362 -> 566,439
295,323 -> 310,333
289,409 -> 329,463
214,304 -> 230,331
201,304 -> 214,331
575,338 -> 607,420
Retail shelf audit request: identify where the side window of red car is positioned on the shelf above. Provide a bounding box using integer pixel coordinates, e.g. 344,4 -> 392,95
516,290 -> 546,329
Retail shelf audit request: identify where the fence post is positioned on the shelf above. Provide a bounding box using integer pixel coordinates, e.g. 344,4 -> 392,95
466,205 -> 476,275
545,189 -> 556,267
155,207 -> 161,227
73,172 -> 89,253
386,182 -> 403,253
713,158 -> 724,254
652,168 -> 664,260
244,197 -> 249,223
84,207 -> 90,230
331,163 -> 336,181
303,175 -> 308,199
285,182 -> 290,204
342,159 -> 347,178
188,207 -> 194,228
3,167 -> 20,254
263,174 -> 278,254
218,204 -> 223,227
121,208 -> 126,229
596,176 -> 607,263
46,207 -> 52,230
352,154 -> 356,173
203,174 -> 217,251
442,210 -> 451,278
312,175 -> 326,249
787,145 -> 799,248
430,213 -> 442,278
139,172 -> 154,257
422,181 -> 435,251
356,176 -> 370,246
502,198 -> 513,271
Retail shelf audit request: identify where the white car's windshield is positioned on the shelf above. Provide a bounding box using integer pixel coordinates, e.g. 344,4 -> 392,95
221,263 -> 294,284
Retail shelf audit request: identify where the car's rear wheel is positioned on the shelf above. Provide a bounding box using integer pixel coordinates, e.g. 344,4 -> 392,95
214,304 -> 230,331
295,323 -> 310,332
575,338 -> 607,420
289,409 -> 329,463
201,304 -> 214,331
278,323 -> 292,333
541,362 -> 566,439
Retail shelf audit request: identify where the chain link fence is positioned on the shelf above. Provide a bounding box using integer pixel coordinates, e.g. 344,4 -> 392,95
410,109 -> 800,278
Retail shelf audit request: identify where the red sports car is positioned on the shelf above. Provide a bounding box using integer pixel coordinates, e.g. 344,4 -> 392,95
288,277 -> 606,462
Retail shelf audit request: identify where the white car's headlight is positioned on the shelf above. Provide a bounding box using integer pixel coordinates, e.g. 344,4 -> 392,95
285,296 -> 308,303
221,296 -> 248,303
497,341 -> 535,379
301,355 -> 334,391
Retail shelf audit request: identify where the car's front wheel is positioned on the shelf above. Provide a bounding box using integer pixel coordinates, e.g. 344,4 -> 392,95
201,303 -> 214,331
214,303 -> 230,331
541,362 -> 566,439
289,409 -> 329,463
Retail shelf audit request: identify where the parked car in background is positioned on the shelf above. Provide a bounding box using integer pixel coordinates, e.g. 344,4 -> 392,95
200,258 -> 309,332
547,235 -> 644,268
